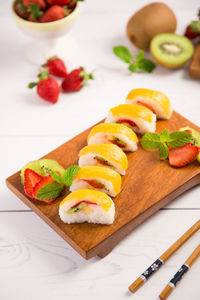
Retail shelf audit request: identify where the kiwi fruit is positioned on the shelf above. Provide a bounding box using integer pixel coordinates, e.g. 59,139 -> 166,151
180,127 -> 200,163
150,33 -> 194,69
126,2 -> 177,50
21,159 -> 65,184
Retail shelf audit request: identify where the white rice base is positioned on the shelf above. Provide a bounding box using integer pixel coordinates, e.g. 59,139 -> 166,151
88,132 -> 137,152
78,153 -> 126,175
59,199 -> 115,225
125,98 -> 172,120
105,112 -> 156,134
70,177 -> 117,197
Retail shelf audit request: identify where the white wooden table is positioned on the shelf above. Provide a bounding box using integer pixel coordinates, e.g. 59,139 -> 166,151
1,1 -> 200,299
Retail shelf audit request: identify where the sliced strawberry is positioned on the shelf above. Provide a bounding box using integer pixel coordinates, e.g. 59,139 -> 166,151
82,179 -> 105,189
117,119 -> 138,128
136,101 -> 155,114
168,143 -> 199,167
32,175 -> 57,203
71,200 -> 97,209
24,168 -> 43,198
184,129 -> 193,135
109,139 -> 126,148
94,156 -> 112,167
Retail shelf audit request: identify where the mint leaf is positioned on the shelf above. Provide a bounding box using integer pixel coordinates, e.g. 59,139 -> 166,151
141,133 -> 161,149
62,165 -> 80,186
113,46 -> 133,64
158,143 -> 169,159
136,50 -> 144,61
160,129 -> 170,142
167,131 -> 192,148
36,182 -> 62,200
136,59 -> 156,73
128,63 -> 137,72
51,171 -> 63,185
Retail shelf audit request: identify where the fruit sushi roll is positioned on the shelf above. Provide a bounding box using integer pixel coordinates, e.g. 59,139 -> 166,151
105,104 -> 156,135
59,189 -> 115,225
78,143 -> 128,175
70,166 -> 121,197
87,123 -> 138,152
125,88 -> 172,120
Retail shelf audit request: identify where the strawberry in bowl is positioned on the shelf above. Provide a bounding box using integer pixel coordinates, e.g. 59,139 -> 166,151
12,0 -> 81,64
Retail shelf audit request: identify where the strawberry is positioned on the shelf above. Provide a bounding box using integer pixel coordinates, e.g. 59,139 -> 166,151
24,168 -> 43,198
15,1 -> 29,19
68,0 -> 77,9
41,5 -> 65,22
23,0 -> 46,10
28,69 -> 60,104
32,175 -> 58,203
184,25 -> 200,39
62,67 -> 94,92
46,0 -> 71,5
43,56 -> 67,78
168,143 -> 199,167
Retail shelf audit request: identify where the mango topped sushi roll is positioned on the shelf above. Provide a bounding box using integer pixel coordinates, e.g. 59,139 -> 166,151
87,123 -> 138,152
59,189 -> 115,225
105,104 -> 156,135
70,166 -> 121,197
79,143 -> 128,175
126,88 -> 172,120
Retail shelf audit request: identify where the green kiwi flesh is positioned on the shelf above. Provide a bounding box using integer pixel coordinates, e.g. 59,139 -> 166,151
150,33 -> 194,69
20,159 -> 65,184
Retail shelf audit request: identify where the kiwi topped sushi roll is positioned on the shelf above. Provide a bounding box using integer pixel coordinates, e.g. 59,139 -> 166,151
87,123 -> 138,152
59,189 -> 115,225
105,104 -> 156,134
69,166 -> 121,197
78,143 -> 128,175
126,88 -> 172,120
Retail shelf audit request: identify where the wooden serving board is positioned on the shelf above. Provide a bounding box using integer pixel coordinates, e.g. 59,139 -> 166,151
6,111 -> 200,259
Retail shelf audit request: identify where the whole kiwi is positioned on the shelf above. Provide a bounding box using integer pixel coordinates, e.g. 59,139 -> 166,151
126,2 -> 177,50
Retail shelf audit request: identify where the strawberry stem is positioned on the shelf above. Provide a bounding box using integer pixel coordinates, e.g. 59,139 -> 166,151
37,68 -> 50,81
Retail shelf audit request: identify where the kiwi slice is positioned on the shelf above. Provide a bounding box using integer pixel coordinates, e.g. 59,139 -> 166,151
150,33 -> 194,69
180,127 -> 200,163
21,159 -> 65,184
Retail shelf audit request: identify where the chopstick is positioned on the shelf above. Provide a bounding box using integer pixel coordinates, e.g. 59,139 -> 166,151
159,244 -> 200,300
128,219 -> 200,293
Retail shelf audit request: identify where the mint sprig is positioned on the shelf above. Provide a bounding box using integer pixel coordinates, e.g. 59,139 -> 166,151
33,165 -> 80,201
141,130 -> 192,159
62,165 -> 80,186
113,46 -> 156,73
36,182 -> 63,200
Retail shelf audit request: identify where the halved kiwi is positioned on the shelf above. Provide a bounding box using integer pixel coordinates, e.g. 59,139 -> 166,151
20,159 -> 65,184
150,33 -> 194,69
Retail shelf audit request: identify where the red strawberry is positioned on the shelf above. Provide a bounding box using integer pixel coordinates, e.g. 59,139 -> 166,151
41,5 -> 65,22
43,56 -> 67,78
68,0 -> 77,9
46,0 -> 70,5
184,25 -> 200,39
62,67 -> 94,92
23,0 -> 46,9
15,2 -> 29,19
28,69 -> 60,103
168,143 -> 199,167
24,168 -> 43,198
32,175 -> 57,203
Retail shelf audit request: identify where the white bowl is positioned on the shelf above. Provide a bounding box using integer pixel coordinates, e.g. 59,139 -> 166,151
12,1 -> 81,64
